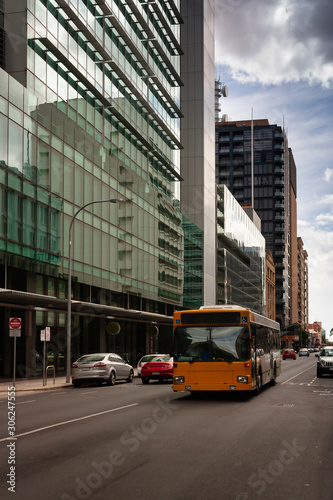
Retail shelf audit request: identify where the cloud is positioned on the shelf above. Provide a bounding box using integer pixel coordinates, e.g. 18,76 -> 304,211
316,210 -> 333,227
318,194 -> 333,205
324,168 -> 333,182
299,224 -> 333,330
214,0 -> 333,88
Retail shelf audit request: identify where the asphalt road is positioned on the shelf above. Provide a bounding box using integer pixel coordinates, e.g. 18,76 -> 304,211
0,355 -> 332,500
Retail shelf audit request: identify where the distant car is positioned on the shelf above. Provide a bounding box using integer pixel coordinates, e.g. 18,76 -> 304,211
316,347 -> 333,378
71,353 -> 134,387
283,349 -> 296,360
299,348 -> 309,357
141,356 -> 173,384
137,354 -> 170,377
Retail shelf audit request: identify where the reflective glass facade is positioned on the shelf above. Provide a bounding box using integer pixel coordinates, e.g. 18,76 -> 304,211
216,185 -> 266,313
0,0 -> 185,376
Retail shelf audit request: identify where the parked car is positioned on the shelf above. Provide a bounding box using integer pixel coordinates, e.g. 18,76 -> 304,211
71,353 -> 134,387
282,348 -> 296,360
316,347 -> 333,378
299,348 -> 309,357
141,356 -> 173,384
137,354 -> 170,377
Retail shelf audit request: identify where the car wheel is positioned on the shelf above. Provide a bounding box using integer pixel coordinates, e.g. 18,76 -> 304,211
141,377 -> 149,384
317,369 -> 322,378
72,380 -> 81,388
126,370 -> 134,383
107,371 -> 116,386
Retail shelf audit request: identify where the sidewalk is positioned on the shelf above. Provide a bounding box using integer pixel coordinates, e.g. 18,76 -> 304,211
0,375 -> 70,394
0,369 -> 139,394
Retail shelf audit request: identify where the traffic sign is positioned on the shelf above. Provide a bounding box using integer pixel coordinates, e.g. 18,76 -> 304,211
9,317 -> 21,329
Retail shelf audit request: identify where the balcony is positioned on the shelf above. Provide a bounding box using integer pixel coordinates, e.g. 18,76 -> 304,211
275,190 -> 285,198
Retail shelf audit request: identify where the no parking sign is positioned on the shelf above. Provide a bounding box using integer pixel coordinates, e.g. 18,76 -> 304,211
9,317 -> 21,337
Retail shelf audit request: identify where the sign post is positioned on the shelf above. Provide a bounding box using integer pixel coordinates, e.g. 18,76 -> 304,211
41,327 -> 50,386
9,318 -> 22,387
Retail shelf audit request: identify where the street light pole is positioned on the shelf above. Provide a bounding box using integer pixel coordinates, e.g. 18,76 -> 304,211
66,198 -> 126,383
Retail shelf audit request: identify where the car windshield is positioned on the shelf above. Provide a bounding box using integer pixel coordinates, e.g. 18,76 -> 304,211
174,325 -> 250,362
321,349 -> 333,357
77,355 -> 106,363
147,356 -> 172,363
140,355 -> 168,363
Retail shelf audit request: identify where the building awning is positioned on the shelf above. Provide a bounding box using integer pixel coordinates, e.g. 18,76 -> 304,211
0,289 -> 173,325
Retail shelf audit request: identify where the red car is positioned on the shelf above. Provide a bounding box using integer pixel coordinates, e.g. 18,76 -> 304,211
283,348 -> 296,360
141,356 -> 173,384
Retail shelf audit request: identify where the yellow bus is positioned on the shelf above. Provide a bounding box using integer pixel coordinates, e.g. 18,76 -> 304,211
172,305 -> 281,395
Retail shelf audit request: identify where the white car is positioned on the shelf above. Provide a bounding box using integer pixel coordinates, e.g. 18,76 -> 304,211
137,354 -> 170,377
299,348 -> 309,357
71,353 -> 134,387
316,347 -> 333,378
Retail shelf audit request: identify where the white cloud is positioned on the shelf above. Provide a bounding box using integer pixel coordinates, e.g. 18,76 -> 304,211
316,211 -> 333,226
299,224 -> 333,331
318,194 -> 333,205
214,0 -> 333,88
324,168 -> 333,182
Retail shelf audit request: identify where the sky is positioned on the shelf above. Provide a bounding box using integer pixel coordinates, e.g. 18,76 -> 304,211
213,0 -> 333,337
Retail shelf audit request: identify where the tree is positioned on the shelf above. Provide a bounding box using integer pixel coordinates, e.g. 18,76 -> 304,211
298,328 -> 309,348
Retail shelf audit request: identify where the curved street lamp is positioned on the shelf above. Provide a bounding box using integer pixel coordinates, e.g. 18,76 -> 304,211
66,198 -> 127,383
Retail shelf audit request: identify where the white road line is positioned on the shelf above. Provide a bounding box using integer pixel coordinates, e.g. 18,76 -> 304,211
0,403 -> 138,442
16,400 -> 37,404
50,392 -> 68,395
282,363 -> 317,384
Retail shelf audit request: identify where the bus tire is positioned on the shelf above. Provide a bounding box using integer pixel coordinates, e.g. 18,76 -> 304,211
254,373 -> 262,396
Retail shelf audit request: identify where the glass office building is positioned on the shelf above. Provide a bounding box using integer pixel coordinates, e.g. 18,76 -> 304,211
0,0 -> 184,376
216,185 -> 266,313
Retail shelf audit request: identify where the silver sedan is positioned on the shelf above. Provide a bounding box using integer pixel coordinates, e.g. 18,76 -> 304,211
71,353 -> 134,387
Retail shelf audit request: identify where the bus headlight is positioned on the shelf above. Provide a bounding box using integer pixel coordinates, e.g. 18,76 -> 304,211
237,376 -> 248,383
174,376 -> 185,384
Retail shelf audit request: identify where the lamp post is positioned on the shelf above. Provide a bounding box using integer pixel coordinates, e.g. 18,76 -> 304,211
66,198 -> 126,383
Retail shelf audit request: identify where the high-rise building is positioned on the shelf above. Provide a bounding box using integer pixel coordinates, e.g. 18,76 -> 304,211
215,119 -> 295,329
0,0 -> 187,377
297,237 -> 308,330
216,185 -> 266,312
180,0 -> 216,305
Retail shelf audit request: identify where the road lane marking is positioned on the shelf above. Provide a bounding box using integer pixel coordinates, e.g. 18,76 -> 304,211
16,400 -> 37,404
281,363 -> 317,385
0,403 -> 138,442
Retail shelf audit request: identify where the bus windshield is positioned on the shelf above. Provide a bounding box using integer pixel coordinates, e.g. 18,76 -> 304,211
174,325 -> 250,362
